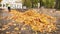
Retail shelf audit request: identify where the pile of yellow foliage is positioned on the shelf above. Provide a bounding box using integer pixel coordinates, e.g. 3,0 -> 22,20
7,10 -> 57,32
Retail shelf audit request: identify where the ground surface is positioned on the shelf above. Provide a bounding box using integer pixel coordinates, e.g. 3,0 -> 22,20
0,8 -> 60,34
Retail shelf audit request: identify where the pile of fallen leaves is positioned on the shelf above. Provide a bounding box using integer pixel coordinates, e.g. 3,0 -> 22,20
6,10 -> 57,32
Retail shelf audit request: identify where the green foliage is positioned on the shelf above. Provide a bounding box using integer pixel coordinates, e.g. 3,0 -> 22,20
31,0 -> 38,8
55,0 -> 60,9
0,4 -> 2,7
22,0 -> 55,8
22,0 -> 39,8
42,0 -> 55,8
22,0 -> 32,8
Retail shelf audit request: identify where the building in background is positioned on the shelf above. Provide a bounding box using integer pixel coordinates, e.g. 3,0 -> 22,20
0,0 -> 22,9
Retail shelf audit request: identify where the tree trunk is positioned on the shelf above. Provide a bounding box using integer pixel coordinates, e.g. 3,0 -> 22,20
0,0 -> 2,2
55,0 -> 60,9
40,0 -> 44,7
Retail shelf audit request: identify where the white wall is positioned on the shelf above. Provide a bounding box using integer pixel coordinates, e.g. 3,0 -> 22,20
1,0 -> 16,3
10,3 -> 22,9
0,0 -> 22,9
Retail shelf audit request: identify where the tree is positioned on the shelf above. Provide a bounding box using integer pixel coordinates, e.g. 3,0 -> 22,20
22,0 -> 55,8
22,0 -> 32,8
0,0 -> 2,2
39,0 -> 55,8
55,0 -> 60,9
39,0 -> 44,7
22,0 -> 38,8
30,0 -> 39,8
0,0 -> 2,7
